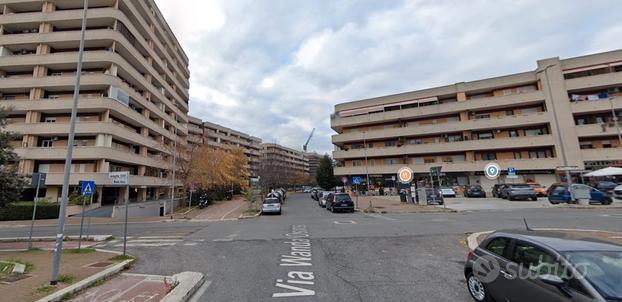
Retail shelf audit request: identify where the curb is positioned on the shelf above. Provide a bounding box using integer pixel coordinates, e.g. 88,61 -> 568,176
0,235 -> 112,242
465,228 -> 622,251
239,211 -> 261,219
161,272 -> 205,302
36,257 -> 134,302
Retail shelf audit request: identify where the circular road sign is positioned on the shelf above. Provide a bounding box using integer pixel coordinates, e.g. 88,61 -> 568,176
484,163 -> 501,180
341,176 -> 348,184
397,167 -> 414,183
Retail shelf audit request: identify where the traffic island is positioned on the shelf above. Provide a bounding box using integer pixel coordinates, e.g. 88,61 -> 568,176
465,228 -> 622,251
357,196 -> 456,214
0,248 -> 132,302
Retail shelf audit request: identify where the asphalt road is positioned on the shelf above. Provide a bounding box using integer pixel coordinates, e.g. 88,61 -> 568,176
2,193 -> 622,301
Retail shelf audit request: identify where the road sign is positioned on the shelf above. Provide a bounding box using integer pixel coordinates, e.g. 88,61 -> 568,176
397,167 -> 413,183
31,172 -> 46,187
81,180 -> 95,196
109,171 -> 129,186
189,183 -> 197,193
507,167 -> 518,179
352,176 -> 361,185
484,163 -> 501,180
341,176 -> 348,184
429,166 -> 442,177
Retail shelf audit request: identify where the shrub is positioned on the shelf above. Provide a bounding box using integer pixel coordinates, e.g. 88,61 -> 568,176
0,201 -> 59,221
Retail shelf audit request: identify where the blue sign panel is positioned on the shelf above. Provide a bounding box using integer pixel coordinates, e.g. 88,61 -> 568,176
352,176 -> 361,185
81,180 -> 95,196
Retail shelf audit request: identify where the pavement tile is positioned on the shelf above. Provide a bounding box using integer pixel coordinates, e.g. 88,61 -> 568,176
70,274 -> 174,302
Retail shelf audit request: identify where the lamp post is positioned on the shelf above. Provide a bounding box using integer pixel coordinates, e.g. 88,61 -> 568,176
536,64 -> 572,184
50,0 -> 88,286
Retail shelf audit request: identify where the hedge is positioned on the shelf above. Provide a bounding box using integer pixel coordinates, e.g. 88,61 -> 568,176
0,201 -> 60,221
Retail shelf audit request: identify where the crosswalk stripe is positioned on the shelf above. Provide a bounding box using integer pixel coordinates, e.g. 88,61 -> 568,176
128,239 -> 183,243
114,243 -> 177,247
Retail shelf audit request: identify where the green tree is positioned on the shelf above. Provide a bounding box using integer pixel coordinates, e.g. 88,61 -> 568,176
316,154 -> 337,190
0,107 -> 26,207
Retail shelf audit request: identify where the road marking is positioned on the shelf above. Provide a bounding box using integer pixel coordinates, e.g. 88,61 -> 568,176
137,236 -> 184,239
188,280 -> 212,302
213,232 -> 239,242
364,213 -> 397,221
220,202 -> 245,220
184,242 -> 199,246
273,225 -> 316,298
334,220 -> 357,224
129,239 -> 183,243
114,243 -> 177,247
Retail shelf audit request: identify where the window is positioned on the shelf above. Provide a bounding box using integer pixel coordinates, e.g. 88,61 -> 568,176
524,129 -> 543,136
482,152 -> 496,160
38,164 -> 50,173
424,158 -> 435,164
412,157 -> 424,164
602,140 -> 612,148
478,132 -> 494,140
351,143 -> 363,149
502,89 -> 513,96
44,117 -> 56,123
383,158 -> 400,165
514,152 -> 522,159
506,110 -> 514,116
580,142 -> 593,149
447,134 -> 463,142
485,237 -> 510,257
41,140 -> 53,148
509,130 -> 519,137
4,95 -> 15,100
576,118 -> 586,125
410,138 -> 423,145
512,241 -> 564,278
352,160 -> 363,167
522,107 -> 540,114
475,113 -> 491,120
529,150 -> 551,159
385,141 -> 396,147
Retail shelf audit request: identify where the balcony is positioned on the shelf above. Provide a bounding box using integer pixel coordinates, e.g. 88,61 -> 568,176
333,135 -> 554,159
571,96 -> 622,114
575,122 -> 622,137
332,112 -> 550,144
565,71 -> 622,91
581,148 -> 622,161
41,172 -> 172,187
14,146 -> 171,169
331,90 -> 545,130
334,158 -> 560,175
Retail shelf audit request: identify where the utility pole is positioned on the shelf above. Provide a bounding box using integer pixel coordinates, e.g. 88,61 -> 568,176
537,64 -> 572,184
50,0 -> 88,286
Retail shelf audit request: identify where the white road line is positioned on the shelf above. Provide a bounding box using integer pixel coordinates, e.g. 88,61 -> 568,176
364,213 -> 397,221
114,243 -> 177,247
188,280 -> 212,302
334,220 -> 357,224
137,236 -> 184,239
183,242 -> 199,246
220,202 -> 245,220
128,239 -> 183,243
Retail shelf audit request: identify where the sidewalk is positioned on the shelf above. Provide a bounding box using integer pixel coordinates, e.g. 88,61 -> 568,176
357,196 -> 455,213
0,216 -> 170,228
192,197 -> 248,221
70,273 -> 175,302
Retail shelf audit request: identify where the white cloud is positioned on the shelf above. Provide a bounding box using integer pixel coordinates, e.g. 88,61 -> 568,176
155,0 -> 622,154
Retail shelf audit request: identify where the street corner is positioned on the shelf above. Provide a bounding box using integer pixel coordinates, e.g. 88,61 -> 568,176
69,271 -> 205,302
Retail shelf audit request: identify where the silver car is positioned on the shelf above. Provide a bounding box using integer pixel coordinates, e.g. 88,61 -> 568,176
318,191 -> 332,208
261,198 -> 281,215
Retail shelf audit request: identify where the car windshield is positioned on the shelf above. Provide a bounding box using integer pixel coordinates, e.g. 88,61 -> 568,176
564,251 -> 622,300
335,194 -> 351,202
264,198 -> 280,204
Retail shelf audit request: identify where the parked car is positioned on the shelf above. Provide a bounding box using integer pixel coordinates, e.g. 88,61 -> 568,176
503,184 -> 538,201
261,198 -> 281,215
464,185 -> 486,198
303,187 -> 311,193
424,188 -> 444,205
548,183 -> 613,205
614,185 -> 622,200
440,187 -> 456,198
491,184 -> 505,198
529,184 -> 548,197
267,191 -> 283,203
277,188 -> 287,199
318,191 -> 332,208
326,193 -> 355,213
465,229 -> 622,302
592,180 -> 618,193
310,189 -> 319,201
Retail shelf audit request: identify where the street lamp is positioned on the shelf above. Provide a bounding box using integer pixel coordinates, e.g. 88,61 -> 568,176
50,0 -> 89,286
536,64 -> 572,184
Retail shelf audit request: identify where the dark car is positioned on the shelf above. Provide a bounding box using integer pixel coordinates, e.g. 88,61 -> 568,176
326,193 -> 354,213
465,230 -> 622,302
592,181 -> 618,193
425,188 -> 444,205
548,183 -> 613,205
504,184 -> 538,201
492,184 -> 505,198
465,185 -> 487,198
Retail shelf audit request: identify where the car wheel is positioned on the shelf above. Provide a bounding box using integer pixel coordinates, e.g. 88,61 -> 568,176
278,211 -> 282,215
531,197 -> 538,201
508,196 -> 514,201
604,197 -> 613,205
549,200 -> 559,204
466,272 -> 492,302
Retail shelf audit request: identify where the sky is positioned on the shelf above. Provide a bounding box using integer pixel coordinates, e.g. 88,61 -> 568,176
154,0 -> 622,155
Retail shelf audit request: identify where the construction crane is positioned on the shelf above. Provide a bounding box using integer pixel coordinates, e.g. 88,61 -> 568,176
303,128 -> 315,152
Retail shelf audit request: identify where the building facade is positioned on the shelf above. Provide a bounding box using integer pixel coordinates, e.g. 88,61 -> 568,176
202,121 -> 262,179
331,49 -> 622,190
187,115 -> 203,148
0,0 -> 190,204
304,152 -> 322,182
261,143 -> 310,186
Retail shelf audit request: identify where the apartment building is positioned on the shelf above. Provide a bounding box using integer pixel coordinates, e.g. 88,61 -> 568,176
203,121 -> 262,179
331,49 -> 622,190
261,143 -> 310,186
0,0 -> 190,204
304,152 -> 322,180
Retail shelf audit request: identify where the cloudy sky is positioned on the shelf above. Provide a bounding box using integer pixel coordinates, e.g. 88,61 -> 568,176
154,0 -> 622,154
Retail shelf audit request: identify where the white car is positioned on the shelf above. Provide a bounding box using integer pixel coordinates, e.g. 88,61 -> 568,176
614,185 -> 622,200
261,198 -> 281,215
440,187 -> 456,198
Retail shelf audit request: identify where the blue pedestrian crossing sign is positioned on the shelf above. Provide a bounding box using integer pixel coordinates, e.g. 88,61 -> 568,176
352,176 -> 361,185
81,180 -> 95,196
